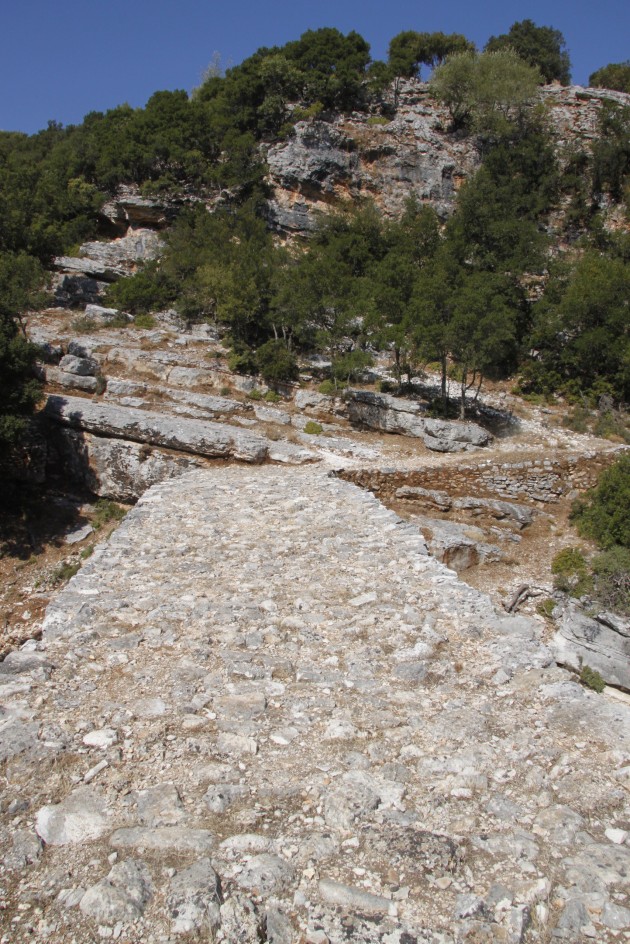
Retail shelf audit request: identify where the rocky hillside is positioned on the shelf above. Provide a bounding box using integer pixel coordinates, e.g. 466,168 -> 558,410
265,82 -> 630,236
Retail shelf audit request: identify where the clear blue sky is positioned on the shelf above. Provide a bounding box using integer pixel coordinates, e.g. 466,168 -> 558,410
2,0 -> 628,134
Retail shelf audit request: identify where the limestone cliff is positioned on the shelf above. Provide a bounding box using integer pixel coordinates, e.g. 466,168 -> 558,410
263,80 -> 630,236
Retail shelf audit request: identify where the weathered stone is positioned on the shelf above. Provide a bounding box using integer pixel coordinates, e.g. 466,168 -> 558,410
36,788 -> 109,845
551,602 -> 630,690
135,783 -> 185,827
109,827 -> 215,854
345,389 -> 491,451
44,367 -> 98,393
166,858 -> 222,934
452,496 -> 534,528
42,394 -> 269,463
80,859 -> 153,925
58,354 -> 99,377
318,878 -> 397,916
48,426 -> 204,501
235,854 -> 294,896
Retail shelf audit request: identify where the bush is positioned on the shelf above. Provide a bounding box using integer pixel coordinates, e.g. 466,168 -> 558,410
591,546 -> 630,615
571,454 -> 630,549
51,561 -> 80,586
264,390 -> 281,402
580,665 -> 606,693
255,339 -> 299,386
133,313 -> 157,329
304,420 -> 323,435
551,547 -> 592,596
318,380 -> 336,395
536,597 -> 556,619
247,389 -> 263,401
228,349 -> 258,375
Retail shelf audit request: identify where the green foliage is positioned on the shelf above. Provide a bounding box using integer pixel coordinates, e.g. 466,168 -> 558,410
106,263 -> 174,315
263,390 -> 281,403
255,339 -> 299,386
551,547 -> 592,596
485,19 -> 571,84
91,499 -> 126,530
331,349 -> 374,384
304,420 -> 323,435
133,313 -> 157,329
228,348 -> 258,375
579,665 -> 606,693
0,253 -> 44,452
571,454 -> 630,550
591,546 -> 630,615
387,31 -> 475,80
430,49 -> 542,132
51,560 -> 80,586
589,61 -> 630,94
536,597 -> 557,619
247,388 -> 263,400
529,253 -> 630,403
318,380 -> 337,395
591,102 -> 630,201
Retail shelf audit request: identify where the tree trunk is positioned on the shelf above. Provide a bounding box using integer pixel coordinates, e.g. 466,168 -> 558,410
441,354 -> 448,416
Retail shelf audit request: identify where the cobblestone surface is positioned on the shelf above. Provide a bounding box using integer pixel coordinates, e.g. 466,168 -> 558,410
1,466 -> 629,943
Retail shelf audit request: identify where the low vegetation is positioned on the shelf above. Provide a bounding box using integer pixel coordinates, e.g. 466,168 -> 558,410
551,456 -> 630,616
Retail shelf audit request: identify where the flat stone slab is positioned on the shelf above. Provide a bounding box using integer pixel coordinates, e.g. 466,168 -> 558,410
42,394 -> 269,463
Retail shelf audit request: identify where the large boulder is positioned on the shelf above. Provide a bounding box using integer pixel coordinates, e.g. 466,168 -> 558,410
53,229 -> 163,283
345,389 -> 491,451
48,427 -> 206,501
551,602 -> 630,691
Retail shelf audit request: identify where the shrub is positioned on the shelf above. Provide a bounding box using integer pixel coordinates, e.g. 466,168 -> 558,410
91,498 -> 126,530
580,664 -> 606,693
591,546 -> 630,615
551,547 -> 592,596
247,389 -> 263,401
304,420 -> 323,435
133,313 -> 157,329
571,454 -> 630,549
536,597 -> 556,619
52,561 -> 80,585
228,350 -> 258,375
264,390 -> 281,402
70,317 -> 99,334
255,339 -> 299,386
318,380 -> 336,395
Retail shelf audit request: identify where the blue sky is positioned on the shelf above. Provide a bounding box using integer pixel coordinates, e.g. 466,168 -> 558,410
2,0 -> 628,134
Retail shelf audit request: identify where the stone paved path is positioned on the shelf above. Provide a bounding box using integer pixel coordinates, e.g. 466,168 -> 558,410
1,466 -> 629,943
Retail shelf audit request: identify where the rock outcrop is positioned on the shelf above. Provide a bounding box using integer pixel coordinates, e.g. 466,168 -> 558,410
345,389 -> 492,451
264,82 -> 630,237
43,394 -> 269,460
551,602 -> 630,691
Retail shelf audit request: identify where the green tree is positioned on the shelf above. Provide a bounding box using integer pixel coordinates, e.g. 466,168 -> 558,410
589,61 -> 630,94
387,31 -> 475,79
571,454 -> 630,550
0,253 -> 44,453
591,101 -> 630,201
529,253 -> 630,402
485,19 -> 571,84
430,49 -> 542,132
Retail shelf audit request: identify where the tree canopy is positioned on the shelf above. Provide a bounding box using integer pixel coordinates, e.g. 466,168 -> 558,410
485,19 -> 571,84
589,61 -> 630,94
